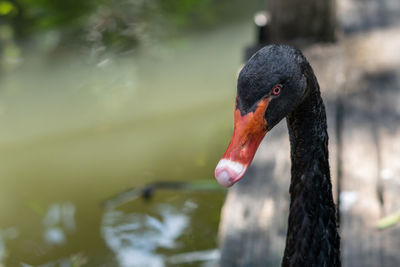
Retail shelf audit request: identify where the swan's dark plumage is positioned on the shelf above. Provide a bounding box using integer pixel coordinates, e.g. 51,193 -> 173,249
219,45 -> 341,266
284,62 -> 341,266
237,45 -> 307,128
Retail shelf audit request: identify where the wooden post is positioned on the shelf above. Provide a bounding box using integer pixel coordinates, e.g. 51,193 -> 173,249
267,0 -> 336,44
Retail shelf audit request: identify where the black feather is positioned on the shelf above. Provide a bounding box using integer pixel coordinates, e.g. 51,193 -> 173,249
237,45 -> 341,267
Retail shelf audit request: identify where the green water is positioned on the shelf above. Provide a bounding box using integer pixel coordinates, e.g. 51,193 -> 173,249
0,22 -> 252,266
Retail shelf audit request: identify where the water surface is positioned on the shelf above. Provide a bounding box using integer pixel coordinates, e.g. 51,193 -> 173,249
0,22 -> 252,266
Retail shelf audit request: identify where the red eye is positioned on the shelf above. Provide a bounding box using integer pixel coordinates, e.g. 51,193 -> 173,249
272,85 -> 282,96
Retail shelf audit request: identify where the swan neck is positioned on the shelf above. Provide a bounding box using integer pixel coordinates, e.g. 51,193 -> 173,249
282,80 -> 341,267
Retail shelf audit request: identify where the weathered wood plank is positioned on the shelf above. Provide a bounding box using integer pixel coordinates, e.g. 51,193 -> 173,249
339,28 -> 400,266
218,122 -> 290,267
377,90 -> 400,267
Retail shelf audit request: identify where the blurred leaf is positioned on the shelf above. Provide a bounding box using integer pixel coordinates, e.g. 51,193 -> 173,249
377,211 -> 400,230
0,1 -> 16,16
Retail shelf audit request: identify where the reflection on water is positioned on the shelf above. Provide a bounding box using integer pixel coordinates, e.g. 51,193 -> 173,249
167,249 -> 219,266
102,200 -> 220,266
0,227 -> 19,266
20,253 -> 87,267
102,203 -> 190,266
43,203 -> 76,246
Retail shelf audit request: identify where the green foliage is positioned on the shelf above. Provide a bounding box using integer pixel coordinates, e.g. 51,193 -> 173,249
0,1 -> 17,16
160,0 -> 215,28
10,0 -> 102,36
159,0 -> 264,32
0,0 -> 263,55
85,0 -> 159,53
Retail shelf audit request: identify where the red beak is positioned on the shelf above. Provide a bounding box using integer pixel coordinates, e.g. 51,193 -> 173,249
215,97 -> 269,187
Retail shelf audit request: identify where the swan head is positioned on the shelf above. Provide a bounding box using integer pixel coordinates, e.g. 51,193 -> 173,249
215,45 -> 309,187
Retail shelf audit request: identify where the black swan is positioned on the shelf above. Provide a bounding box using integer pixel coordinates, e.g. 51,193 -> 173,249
215,45 -> 341,266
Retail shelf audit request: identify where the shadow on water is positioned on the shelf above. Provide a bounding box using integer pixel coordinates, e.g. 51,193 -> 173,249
0,21 -> 254,266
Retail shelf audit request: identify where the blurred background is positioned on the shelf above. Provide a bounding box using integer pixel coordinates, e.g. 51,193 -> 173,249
0,0 -> 263,266
1,0 -> 400,266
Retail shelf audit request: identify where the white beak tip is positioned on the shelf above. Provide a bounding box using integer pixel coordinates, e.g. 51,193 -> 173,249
214,159 -> 246,188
